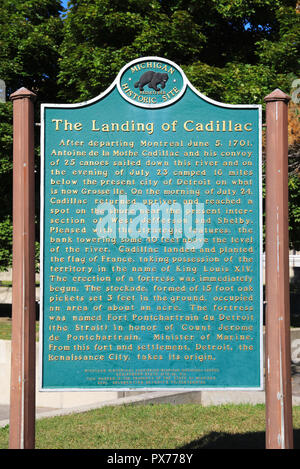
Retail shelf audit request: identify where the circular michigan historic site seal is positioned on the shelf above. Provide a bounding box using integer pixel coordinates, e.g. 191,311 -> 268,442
117,57 -> 186,109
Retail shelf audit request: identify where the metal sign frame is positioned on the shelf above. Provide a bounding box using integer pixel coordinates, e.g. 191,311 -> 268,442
40,57 -> 263,392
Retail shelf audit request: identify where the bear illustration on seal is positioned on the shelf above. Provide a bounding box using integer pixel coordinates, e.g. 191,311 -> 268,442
134,71 -> 168,91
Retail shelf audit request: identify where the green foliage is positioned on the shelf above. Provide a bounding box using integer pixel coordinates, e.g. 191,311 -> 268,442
2,403 -> 300,449
57,0 -> 300,103
57,0 -> 207,101
0,0 -> 64,102
255,5 -> 300,73
182,62 -> 225,102
0,103 -> 13,192
183,61 -> 291,105
0,216 -> 12,271
0,1 -> 63,270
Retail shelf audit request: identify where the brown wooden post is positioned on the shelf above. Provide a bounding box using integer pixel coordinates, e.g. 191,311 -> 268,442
264,89 -> 293,449
9,87 -> 36,449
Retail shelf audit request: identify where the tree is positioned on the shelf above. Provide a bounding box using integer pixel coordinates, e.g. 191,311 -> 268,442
0,0 -> 64,270
0,103 -> 13,270
0,0 -> 299,270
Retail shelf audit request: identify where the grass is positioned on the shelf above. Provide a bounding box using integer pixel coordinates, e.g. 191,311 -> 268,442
1,403 -> 300,449
0,318 -> 39,340
0,318 -> 13,340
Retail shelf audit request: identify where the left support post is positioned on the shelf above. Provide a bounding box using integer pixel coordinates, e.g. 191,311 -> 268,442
9,88 -> 36,449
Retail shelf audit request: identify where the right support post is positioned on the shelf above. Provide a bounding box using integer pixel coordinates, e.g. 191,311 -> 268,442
264,88 -> 293,449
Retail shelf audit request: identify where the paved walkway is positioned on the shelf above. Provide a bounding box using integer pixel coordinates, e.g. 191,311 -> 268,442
1,367 -> 300,428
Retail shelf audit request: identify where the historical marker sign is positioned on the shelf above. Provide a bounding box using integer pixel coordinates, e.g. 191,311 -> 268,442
40,57 -> 263,390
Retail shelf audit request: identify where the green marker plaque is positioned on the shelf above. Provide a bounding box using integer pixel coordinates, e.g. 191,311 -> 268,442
40,57 -> 263,390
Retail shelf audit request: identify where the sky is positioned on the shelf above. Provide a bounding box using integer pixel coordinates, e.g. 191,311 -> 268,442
61,0 -> 69,10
